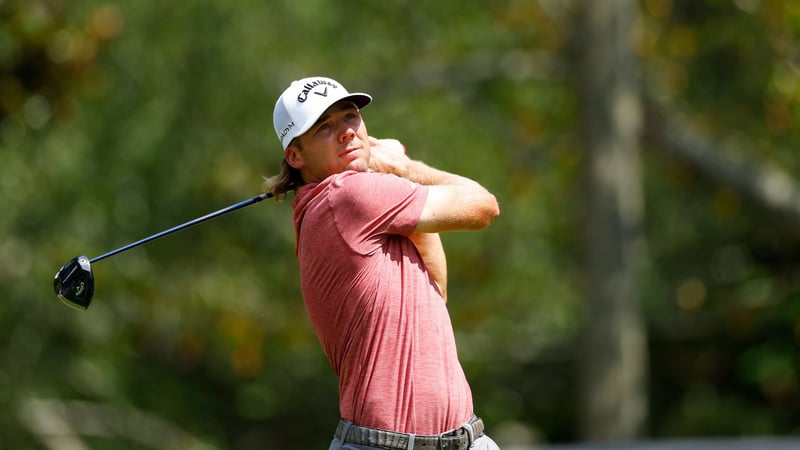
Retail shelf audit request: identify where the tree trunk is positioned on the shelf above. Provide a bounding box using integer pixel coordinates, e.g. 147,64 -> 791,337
575,0 -> 648,441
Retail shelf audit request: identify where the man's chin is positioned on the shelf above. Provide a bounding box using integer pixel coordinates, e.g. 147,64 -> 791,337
346,161 -> 369,173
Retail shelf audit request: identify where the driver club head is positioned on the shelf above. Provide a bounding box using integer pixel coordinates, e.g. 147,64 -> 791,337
53,255 -> 94,311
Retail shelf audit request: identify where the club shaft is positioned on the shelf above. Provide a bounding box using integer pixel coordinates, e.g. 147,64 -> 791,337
90,192 -> 273,263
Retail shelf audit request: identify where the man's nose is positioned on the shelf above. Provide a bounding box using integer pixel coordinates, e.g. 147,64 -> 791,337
339,125 -> 356,143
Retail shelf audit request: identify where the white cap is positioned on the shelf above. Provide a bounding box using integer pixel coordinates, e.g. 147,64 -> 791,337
273,76 -> 372,150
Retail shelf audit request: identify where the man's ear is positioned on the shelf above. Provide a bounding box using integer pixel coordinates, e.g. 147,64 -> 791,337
285,145 -> 304,169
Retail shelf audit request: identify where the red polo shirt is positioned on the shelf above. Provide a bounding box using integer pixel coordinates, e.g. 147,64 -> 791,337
292,170 -> 473,434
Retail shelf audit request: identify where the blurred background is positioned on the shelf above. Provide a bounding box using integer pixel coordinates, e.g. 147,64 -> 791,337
2,0 -> 800,448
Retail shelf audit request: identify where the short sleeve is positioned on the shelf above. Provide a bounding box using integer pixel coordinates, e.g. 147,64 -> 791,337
328,171 -> 428,255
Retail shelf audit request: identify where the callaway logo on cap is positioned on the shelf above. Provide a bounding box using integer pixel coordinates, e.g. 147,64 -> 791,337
273,76 -> 372,150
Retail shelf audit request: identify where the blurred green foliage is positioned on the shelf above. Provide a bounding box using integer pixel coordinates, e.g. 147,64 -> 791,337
1,0 -> 800,448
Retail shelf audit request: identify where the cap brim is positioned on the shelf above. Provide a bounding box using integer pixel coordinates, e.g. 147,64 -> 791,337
346,93 -> 372,109
292,92 -> 372,146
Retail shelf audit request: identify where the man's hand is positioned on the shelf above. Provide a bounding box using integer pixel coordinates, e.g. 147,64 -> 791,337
368,137 -> 410,175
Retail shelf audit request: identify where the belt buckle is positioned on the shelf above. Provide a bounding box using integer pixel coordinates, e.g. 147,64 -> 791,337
438,429 -> 453,450
438,426 -> 470,450
437,432 -> 448,450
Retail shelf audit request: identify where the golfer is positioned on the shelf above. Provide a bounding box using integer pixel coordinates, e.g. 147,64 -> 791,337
265,76 -> 501,450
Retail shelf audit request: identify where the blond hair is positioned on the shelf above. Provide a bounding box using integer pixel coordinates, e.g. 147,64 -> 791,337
262,158 -> 305,200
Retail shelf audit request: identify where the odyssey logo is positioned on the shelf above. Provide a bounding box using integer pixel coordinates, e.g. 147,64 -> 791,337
279,120 -> 295,144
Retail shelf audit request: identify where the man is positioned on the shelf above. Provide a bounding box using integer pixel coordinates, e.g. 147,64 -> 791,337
265,76 -> 500,449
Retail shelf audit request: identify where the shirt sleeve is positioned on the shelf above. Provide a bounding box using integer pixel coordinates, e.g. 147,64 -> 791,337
328,171 -> 428,255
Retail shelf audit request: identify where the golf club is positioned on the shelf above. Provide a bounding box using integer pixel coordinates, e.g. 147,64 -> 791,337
53,192 -> 274,311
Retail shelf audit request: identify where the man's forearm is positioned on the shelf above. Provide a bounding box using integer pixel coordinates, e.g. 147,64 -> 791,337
370,139 -> 483,188
397,159 -> 484,189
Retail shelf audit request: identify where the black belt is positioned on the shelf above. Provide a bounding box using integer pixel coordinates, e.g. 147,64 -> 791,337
334,415 -> 484,450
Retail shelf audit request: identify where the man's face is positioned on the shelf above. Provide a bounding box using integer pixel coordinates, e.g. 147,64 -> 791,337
285,100 -> 371,183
